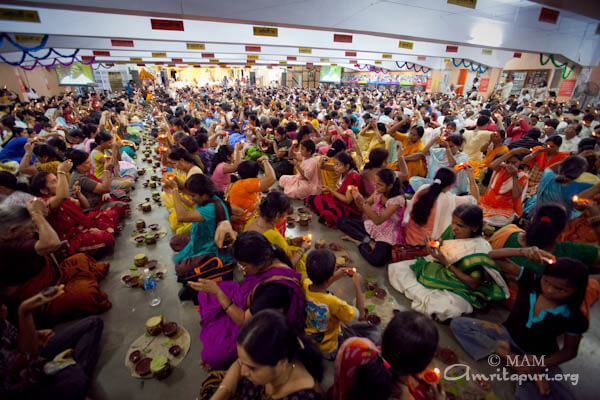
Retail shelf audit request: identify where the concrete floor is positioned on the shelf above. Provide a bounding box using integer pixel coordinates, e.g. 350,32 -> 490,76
53,139 -> 599,400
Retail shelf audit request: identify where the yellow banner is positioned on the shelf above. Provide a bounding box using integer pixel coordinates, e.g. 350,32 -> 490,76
253,26 -> 278,37
330,64 -> 338,66
168,64 -> 176,67
115,61 -> 127,64
320,58 -> 329,62
375,61 -> 382,65
152,52 -> 167,57
482,49 -> 492,55
130,57 -> 142,62
0,8 -> 40,22
247,55 -> 259,60
186,43 -> 205,50
209,59 -> 219,63
299,48 -> 312,54
398,40 -> 414,50
15,34 -> 43,43
447,0 -> 477,9
279,61 -> 287,65
382,54 -> 392,59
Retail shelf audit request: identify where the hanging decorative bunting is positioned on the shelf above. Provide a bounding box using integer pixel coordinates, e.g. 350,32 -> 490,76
0,33 -> 48,52
395,61 -> 430,73
540,53 -> 574,79
451,58 -> 488,73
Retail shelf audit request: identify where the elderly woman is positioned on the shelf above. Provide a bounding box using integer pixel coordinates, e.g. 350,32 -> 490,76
0,198 -> 111,322
29,160 -> 119,255
188,231 -> 304,369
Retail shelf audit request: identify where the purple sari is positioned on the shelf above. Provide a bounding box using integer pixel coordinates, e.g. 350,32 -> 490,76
197,264 -> 304,368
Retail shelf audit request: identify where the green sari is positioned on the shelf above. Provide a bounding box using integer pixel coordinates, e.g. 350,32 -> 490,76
410,227 -> 507,309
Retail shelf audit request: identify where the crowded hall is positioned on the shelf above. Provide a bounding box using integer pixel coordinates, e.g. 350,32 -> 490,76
1,1 -> 600,399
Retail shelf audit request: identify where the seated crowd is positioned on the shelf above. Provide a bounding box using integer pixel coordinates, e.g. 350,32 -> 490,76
0,83 -> 599,400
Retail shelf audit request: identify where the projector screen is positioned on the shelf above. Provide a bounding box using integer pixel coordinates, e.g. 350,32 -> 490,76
319,66 -> 342,83
55,62 -> 95,86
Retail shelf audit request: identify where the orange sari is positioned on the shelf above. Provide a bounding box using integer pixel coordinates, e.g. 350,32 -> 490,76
480,168 -> 528,222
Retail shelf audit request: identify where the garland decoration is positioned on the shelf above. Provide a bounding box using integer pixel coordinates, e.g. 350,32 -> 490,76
451,58 -> 489,73
0,33 -> 49,52
539,54 -> 574,79
395,61 -> 430,73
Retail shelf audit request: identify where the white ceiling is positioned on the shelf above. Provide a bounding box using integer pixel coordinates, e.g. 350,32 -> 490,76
0,0 -> 598,69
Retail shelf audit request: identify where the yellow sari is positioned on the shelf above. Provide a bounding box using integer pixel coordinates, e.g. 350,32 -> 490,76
244,220 -> 308,281
162,169 -> 193,234
392,133 -> 426,178
320,157 -> 339,191
468,145 -> 508,178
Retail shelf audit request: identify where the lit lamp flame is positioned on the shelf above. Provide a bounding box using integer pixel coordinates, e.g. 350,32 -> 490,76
159,146 -> 168,153
164,172 -> 175,182
422,367 -> 441,384
302,233 -> 312,241
428,240 -> 440,248
454,163 -> 468,171
542,256 -> 556,265
572,195 -> 593,206
345,267 -> 357,276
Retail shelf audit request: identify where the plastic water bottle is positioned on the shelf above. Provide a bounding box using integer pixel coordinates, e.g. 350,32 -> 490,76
143,268 -> 161,307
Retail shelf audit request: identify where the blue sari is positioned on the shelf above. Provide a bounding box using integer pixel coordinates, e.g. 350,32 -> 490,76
524,170 -> 592,219
173,196 -> 234,264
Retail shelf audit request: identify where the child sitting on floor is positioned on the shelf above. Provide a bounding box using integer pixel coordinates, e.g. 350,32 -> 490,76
303,250 -> 365,359
451,258 -> 589,399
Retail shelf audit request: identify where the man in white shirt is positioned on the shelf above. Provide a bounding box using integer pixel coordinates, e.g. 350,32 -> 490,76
560,123 -> 582,154
501,76 -> 514,102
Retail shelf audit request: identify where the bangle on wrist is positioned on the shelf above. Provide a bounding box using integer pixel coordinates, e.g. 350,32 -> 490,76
223,301 -> 234,312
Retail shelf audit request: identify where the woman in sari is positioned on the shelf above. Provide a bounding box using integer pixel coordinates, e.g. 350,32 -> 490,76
471,130 -> 509,178
227,157 -> 276,231
404,167 -> 479,247
200,310 -> 323,400
167,174 -> 235,267
306,152 -> 362,228
489,203 -> 600,315
389,204 -> 509,321
522,135 -> 569,198
279,139 -> 321,199
245,192 -> 310,280
187,231 -> 304,369
480,148 -> 529,227
523,155 -> 598,219
89,131 -> 134,191
0,198 -> 111,322
65,149 -> 129,218
18,142 -> 64,176
30,165 -> 118,255
162,148 -> 203,235
390,125 -> 427,179
331,311 -> 440,400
